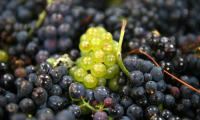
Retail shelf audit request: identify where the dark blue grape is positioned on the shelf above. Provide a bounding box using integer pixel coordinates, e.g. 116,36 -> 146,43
25,65 -> 36,76
5,93 -> 18,103
48,84 -> 62,97
150,115 -> 165,120
28,73 -> 37,85
120,96 -> 133,109
145,81 -> 157,93
16,31 -> 30,44
119,116 -> 131,120
189,76 -> 199,88
160,109 -> 173,120
36,50 -> 50,64
44,39 -> 57,54
67,104 -> 81,118
148,91 -> 164,105
69,82 -> 85,99
38,62 -> 53,75
11,113 -> 27,120
117,76 -> 127,86
180,75 -> 190,84
19,98 -> 35,113
129,70 -> 144,87
44,25 -> 57,39
191,94 -> 200,108
174,103 -> 185,113
171,56 -> 187,73
85,89 -> 94,103
94,86 -> 110,102
55,110 -> 75,120
49,68 -> 62,83
155,49 -> 165,59
59,75 -> 74,91
14,77 -> 27,89
157,80 -> 166,92
57,66 -> 68,76
126,104 -> 143,120
186,54 -> 197,69
5,103 -> 19,114
119,85 -> 131,97
50,13 -> 64,26
57,23 -> 71,37
145,105 -> 160,119
181,98 -> 191,109
17,8 -> 31,22
180,85 -> 194,98
16,43 -> 25,54
38,112 -> 54,120
0,95 -> 7,108
123,56 -> 138,72
144,73 -> 152,81
108,103 -> 124,118
35,74 -> 52,91
25,42 -> 38,56
35,108 -> 54,118
146,32 -> 159,49
150,66 -> 164,82
139,60 -> 153,73
163,94 -> 175,108
57,37 -> 72,53
48,95 -> 64,111
0,73 -> 15,90
159,61 -> 174,73
168,116 -> 181,120
136,96 -> 148,107
110,93 -> 121,104
130,86 -> 146,100
59,4 -> 71,15
32,87 -> 48,105
69,49 -> 80,61
18,81 -> 33,97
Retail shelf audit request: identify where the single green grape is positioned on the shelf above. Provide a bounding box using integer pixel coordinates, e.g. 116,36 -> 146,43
46,58 -> 56,66
104,54 -> 116,66
79,40 -> 91,53
80,51 -> 89,57
102,43 -> 113,54
69,66 -> 79,79
86,27 -> 99,41
78,101 -> 91,115
76,57 -> 82,68
83,74 -> 98,88
113,64 -> 120,76
108,76 -> 121,92
80,34 -> 87,42
91,63 -> 106,77
97,77 -> 106,86
96,26 -> 106,35
0,50 -> 8,62
92,50 -> 105,63
80,56 -> 95,70
100,32 -> 113,43
103,65 -> 116,79
111,40 -> 121,56
89,37 -> 103,51
74,68 -> 88,82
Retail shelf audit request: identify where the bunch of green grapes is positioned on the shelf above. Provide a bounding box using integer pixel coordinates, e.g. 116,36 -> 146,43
69,26 -> 120,89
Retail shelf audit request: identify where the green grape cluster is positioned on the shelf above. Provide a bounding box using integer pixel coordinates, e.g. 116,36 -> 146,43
69,26 -> 120,89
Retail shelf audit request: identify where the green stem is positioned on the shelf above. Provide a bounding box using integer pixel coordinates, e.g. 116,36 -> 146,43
158,104 -> 163,112
69,95 -> 82,102
117,20 -> 130,76
81,98 -> 99,112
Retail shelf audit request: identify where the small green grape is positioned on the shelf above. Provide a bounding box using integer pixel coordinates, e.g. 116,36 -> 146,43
100,32 -> 113,43
46,58 -> 56,66
76,57 -> 82,68
97,77 -> 106,86
80,34 -> 87,42
103,65 -> 116,79
96,26 -> 106,34
111,40 -> 121,56
92,50 -> 105,63
104,54 -> 116,66
86,27 -> 99,41
108,76 -> 121,92
0,50 -> 8,62
78,101 -> 91,115
80,51 -> 89,57
80,56 -> 95,70
69,66 -> 79,79
102,43 -> 113,54
91,63 -> 106,77
113,64 -> 120,76
89,37 -> 103,51
74,68 -> 88,82
79,40 -> 91,53
84,74 -> 98,88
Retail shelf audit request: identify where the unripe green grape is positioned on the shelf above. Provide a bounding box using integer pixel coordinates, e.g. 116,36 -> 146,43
100,32 -> 113,43
111,40 -> 121,56
91,63 -> 106,77
69,66 -> 79,79
104,54 -> 116,66
0,50 -> 8,62
86,27 -> 99,41
96,26 -> 106,35
79,40 -> 91,53
108,76 -> 121,92
97,77 -> 106,86
80,56 -> 95,70
74,68 -> 88,82
103,65 -> 116,79
92,50 -> 105,63
102,43 -> 113,54
80,51 -> 89,57
80,34 -> 87,42
113,64 -> 120,76
83,74 -> 98,88
89,37 -> 103,51
76,57 -> 82,68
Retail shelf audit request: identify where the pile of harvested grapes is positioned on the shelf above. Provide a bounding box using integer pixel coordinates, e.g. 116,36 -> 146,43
0,0 -> 200,120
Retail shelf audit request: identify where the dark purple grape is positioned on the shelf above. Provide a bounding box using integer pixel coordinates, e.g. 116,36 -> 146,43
25,42 -> 38,56
180,85 -> 194,98
145,105 -> 160,119
59,75 -> 74,91
36,50 -> 50,64
148,91 -> 164,105
5,103 -> 19,114
11,113 -> 27,120
44,39 -> 57,54
38,62 -> 53,75
126,104 -> 143,120
49,68 -> 62,83
69,82 -> 85,99
5,93 -> 18,103
150,66 -> 164,82
94,86 -> 109,102
55,110 -> 75,120
85,89 -> 94,103
120,96 -> 133,109
25,65 -> 36,75
139,60 -> 153,73
123,56 -> 138,72
93,111 -> 108,120
44,25 -> 57,39
47,95 -> 64,111
0,73 -> 14,90
38,113 -> 54,120
109,93 -> 121,104
145,81 -> 157,93
186,54 -> 198,69
150,115 -> 165,120
67,104 -> 81,118
48,84 -> 62,97
136,97 -> 148,107
35,74 -> 52,91
171,56 -> 187,73
146,32 -> 159,49
160,109 -> 173,120
170,86 -> 180,98
19,98 -> 35,113
130,86 -> 146,100
157,80 -> 167,92
28,73 -> 37,85
104,97 -> 113,107
144,73 -> 152,81
163,94 -> 175,108
159,61 -> 173,73
57,37 -> 73,53
35,108 -> 54,119
128,70 -> 144,87
18,81 -> 33,97
16,31 -> 30,44
181,98 -> 191,109
108,103 -> 124,118
191,94 -> 200,108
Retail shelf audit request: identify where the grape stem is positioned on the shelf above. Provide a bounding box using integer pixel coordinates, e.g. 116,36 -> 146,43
117,20 -> 130,76
81,98 -> 99,112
